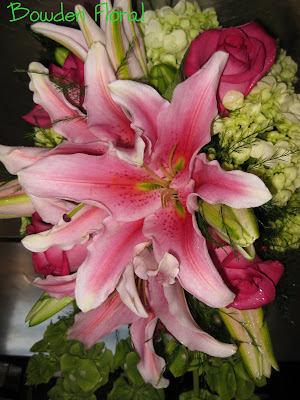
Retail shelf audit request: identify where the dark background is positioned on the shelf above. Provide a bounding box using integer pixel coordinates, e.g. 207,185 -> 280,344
0,1 -> 299,398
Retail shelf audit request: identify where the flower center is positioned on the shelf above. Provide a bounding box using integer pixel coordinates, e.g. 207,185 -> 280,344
141,145 -> 180,208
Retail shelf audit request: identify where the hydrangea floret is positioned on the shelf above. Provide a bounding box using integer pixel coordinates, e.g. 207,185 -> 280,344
210,51 -> 300,207
139,0 -> 219,70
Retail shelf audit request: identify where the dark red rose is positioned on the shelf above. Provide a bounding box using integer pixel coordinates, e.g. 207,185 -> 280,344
185,21 -> 276,112
210,246 -> 284,310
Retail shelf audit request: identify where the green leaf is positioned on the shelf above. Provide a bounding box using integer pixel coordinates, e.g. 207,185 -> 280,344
162,49 -> 188,102
166,339 -> 190,378
75,359 -> 101,392
234,360 -> 255,400
113,338 -> 133,370
179,389 -> 220,400
163,67 -> 184,102
125,352 -> 144,387
87,343 -> 113,387
206,362 -> 237,400
235,376 -> 255,400
48,378 -> 97,400
26,353 -> 59,385
108,376 -> 135,400
150,64 -> 177,95
69,341 -> 86,357
60,353 -> 79,373
30,338 -> 49,353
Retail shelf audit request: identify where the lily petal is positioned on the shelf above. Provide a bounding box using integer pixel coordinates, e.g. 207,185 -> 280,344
28,195 -> 74,225
117,263 -> 148,318
25,273 -> 77,299
146,252 -> 180,286
108,79 -> 169,152
75,5 -> 105,47
67,292 -> 139,349
131,313 -> 169,389
114,0 -> 148,77
151,51 -> 229,187
192,153 -> 272,208
84,43 -> 144,164
105,10 -> 143,79
0,141 -> 107,175
22,205 -> 107,252
151,277 -> 237,357
28,62 -> 98,143
31,23 -> 88,61
143,184 -> 235,308
18,153 -> 162,222
98,0 -> 112,31
75,217 -> 146,312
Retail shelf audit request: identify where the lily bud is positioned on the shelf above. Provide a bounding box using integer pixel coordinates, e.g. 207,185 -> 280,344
0,179 -> 35,218
199,202 -> 259,260
25,292 -> 73,327
54,47 -> 69,67
219,307 -> 278,380
150,63 -> 176,94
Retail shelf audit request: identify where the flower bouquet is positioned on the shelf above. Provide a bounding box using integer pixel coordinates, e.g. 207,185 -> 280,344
0,0 -> 299,398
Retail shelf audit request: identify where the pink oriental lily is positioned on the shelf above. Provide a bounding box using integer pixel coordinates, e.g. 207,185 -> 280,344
67,247 -> 237,388
27,1 -> 149,165
17,51 -> 272,314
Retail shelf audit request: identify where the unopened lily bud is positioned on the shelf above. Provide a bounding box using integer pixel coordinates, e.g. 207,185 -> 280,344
150,63 -> 176,94
25,292 -> 73,326
219,307 -> 278,380
199,202 -> 259,260
54,47 -> 69,67
0,179 -> 35,218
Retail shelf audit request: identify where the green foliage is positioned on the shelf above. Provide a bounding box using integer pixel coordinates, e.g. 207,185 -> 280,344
180,389 -> 220,400
165,338 -> 191,377
108,346 -> 164,400
108,375 -> 164,400
26,353 -> 59,385
203,357 -> 262,400
163,56 -> 187,102
26,315 -> 113,398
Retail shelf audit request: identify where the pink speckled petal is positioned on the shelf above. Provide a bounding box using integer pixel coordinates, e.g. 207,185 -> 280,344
192,153 -> 272,208
68,292 -> 139,348
25,273 -> 77,299
75,217 -> 146,312
151,277 -> 237,357
143,184 -> 235,308
22,205 -> 107,252
18,153 -> 162,222
28,62 -> 98,143
131,312 -> 169,389
151,51 -> 229,187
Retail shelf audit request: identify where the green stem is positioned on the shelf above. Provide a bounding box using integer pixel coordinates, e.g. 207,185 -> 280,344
193,370 -> 199,397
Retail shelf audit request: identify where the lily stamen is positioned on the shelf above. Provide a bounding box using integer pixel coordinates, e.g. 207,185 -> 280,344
168,144 -> 177,177
142,163 -> 169,188
157,162 -> 173,181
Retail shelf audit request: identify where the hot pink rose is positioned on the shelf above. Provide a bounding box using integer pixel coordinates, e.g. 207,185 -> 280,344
23,52 -> 84,127
26,212 -> 87,277
210,246 -> 284,310
185,21 -> 276,112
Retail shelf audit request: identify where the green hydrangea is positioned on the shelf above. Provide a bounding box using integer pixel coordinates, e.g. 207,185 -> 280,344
267,190 -> 300,252
32,127 -> 65,148
211,49 -> 300,205
19,216 -> 31,236
139,0 -> 219,69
